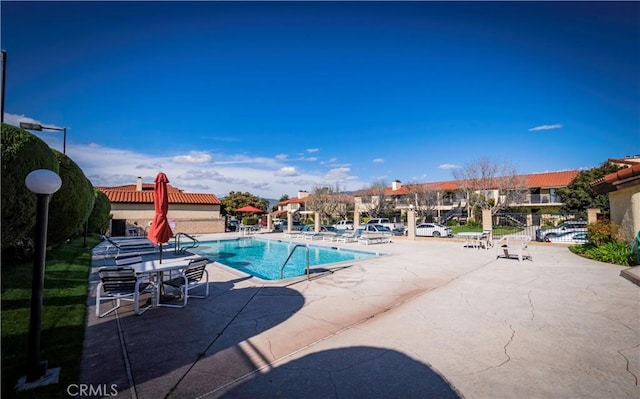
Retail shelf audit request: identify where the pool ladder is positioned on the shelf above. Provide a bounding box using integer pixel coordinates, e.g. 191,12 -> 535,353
280,244 -> 310,280
174,232 -> 199,254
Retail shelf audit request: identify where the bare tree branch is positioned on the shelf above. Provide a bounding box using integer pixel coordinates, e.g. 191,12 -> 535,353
453,157 -> 528,215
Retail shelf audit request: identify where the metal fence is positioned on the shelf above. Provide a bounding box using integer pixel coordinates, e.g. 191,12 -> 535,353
492,212 -> 586,244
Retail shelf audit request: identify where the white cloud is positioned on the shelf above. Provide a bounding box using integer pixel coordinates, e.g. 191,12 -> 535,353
173,152 -> 212,164
324,167 -> 356,181
306,148 -> 320,153
6,113 -> 370,198
528,124 -> 563,131
372,158 -> 385,163
274,166 -> 299,177
438,163 -> 461,170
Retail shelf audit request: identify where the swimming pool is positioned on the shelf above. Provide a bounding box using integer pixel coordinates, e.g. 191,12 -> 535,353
192,238 -> 380,280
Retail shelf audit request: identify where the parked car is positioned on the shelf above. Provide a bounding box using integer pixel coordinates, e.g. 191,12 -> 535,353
406,223 -> 453,238
359,224 -> 403,236
333,220 -> 354,230
279,220 -> 304,231
366,218 -> 405,232
535,221 -> 588,241
545,231 -> 589,244
226,219 -> 239,232
301,225 -> 338,233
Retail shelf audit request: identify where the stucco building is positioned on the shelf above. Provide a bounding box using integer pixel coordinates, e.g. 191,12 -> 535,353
98,177 -> 223,237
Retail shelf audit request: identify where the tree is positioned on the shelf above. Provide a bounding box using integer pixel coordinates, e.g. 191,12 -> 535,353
1,123 -> 60,252
303,185 -> 340,224
356,181 -> 395,218
452,157 -> 528,216
406,183 -> 440,222
221,191 -> 265,217
47,150 -> 96,246
557,162 -> 623,218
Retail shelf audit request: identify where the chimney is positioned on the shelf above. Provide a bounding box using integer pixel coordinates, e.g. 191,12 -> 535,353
298,190 -> 309,199
136,177 -> 143,191
392,180 -> 402,191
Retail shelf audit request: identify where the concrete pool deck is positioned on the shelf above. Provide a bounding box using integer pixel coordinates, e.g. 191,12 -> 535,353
80,233 -> 639,398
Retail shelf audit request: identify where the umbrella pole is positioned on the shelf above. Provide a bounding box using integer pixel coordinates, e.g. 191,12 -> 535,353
159,244 -> 163,264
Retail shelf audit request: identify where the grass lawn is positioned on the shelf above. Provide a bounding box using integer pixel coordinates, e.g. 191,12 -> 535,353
2,236 -> 99,398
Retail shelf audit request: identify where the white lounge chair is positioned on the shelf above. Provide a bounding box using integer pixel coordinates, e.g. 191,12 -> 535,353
358,234 -> 392,245
334,229 -> 361,243
100,235 -> 157,258
495,234 -> 532,262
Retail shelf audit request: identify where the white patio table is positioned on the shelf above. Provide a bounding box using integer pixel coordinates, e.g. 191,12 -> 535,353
130,257 -> 199,308
457,232 -> 483,249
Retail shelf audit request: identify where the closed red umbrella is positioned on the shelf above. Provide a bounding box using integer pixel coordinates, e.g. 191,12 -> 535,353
147,172 -> 173,263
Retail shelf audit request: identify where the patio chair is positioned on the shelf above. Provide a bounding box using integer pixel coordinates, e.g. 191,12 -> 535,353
476,230 -> 493,250
161,258 -> 210,308
495,234 -> 532,262
96,266 -> 154,317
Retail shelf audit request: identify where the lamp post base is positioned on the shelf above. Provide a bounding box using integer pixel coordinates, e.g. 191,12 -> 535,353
15,363 -> 60,391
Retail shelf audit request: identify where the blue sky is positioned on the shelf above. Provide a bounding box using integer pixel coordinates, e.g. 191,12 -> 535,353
3,1 -> 639,199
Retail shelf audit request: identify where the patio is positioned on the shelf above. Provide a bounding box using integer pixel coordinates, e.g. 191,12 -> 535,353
81,233 -> 639,398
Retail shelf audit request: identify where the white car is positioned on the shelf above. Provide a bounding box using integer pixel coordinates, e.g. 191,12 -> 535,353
545,231 -> 588,244
333,220 -> 354,230
407,223 -> 453,238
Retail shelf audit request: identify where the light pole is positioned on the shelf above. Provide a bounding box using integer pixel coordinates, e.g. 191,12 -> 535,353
1,50 -> 6,123
17,169 -> 62,390
19,122 -> 67,154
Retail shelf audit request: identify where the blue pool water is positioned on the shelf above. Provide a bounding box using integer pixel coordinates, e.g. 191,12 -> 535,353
192,238 -> 379,280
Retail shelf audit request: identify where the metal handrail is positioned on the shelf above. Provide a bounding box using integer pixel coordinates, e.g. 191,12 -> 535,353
280,244 -> 310,280
174,232 -> 199,254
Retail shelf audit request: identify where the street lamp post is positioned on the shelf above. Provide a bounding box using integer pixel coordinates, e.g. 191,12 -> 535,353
19,122 -> 67,154
17,169 -> 62,391
1,50 -> 6,123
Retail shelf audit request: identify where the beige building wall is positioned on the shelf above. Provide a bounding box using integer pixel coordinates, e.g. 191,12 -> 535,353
110,203 -> 224,235
609,186 -> 640,244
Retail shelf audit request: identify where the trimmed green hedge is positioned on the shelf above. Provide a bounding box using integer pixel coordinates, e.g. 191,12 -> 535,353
1,123 -> 60,250
47,151 -> 95,246
87,188 -> 112,234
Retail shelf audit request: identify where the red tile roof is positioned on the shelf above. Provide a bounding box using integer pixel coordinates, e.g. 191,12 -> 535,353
353,170 -> 579,196
591,163 -> 640,194
98,185 -> 220,205
277,194 -> 354,206
521,170 -> 580,188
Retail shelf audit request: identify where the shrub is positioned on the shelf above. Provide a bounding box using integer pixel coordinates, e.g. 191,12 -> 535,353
47,150 -> 96,246
87,189 -> 112,234
241,216 -> 258,225
587,220 -> 622,247
1,123 -> 59,252
569,240 -> 635,266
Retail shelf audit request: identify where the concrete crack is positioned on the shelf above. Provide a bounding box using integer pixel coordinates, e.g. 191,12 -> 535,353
527,290 -> 535,321
496,322 -> 515,368
617,344 -> 639,386
585,284 -> 599,296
